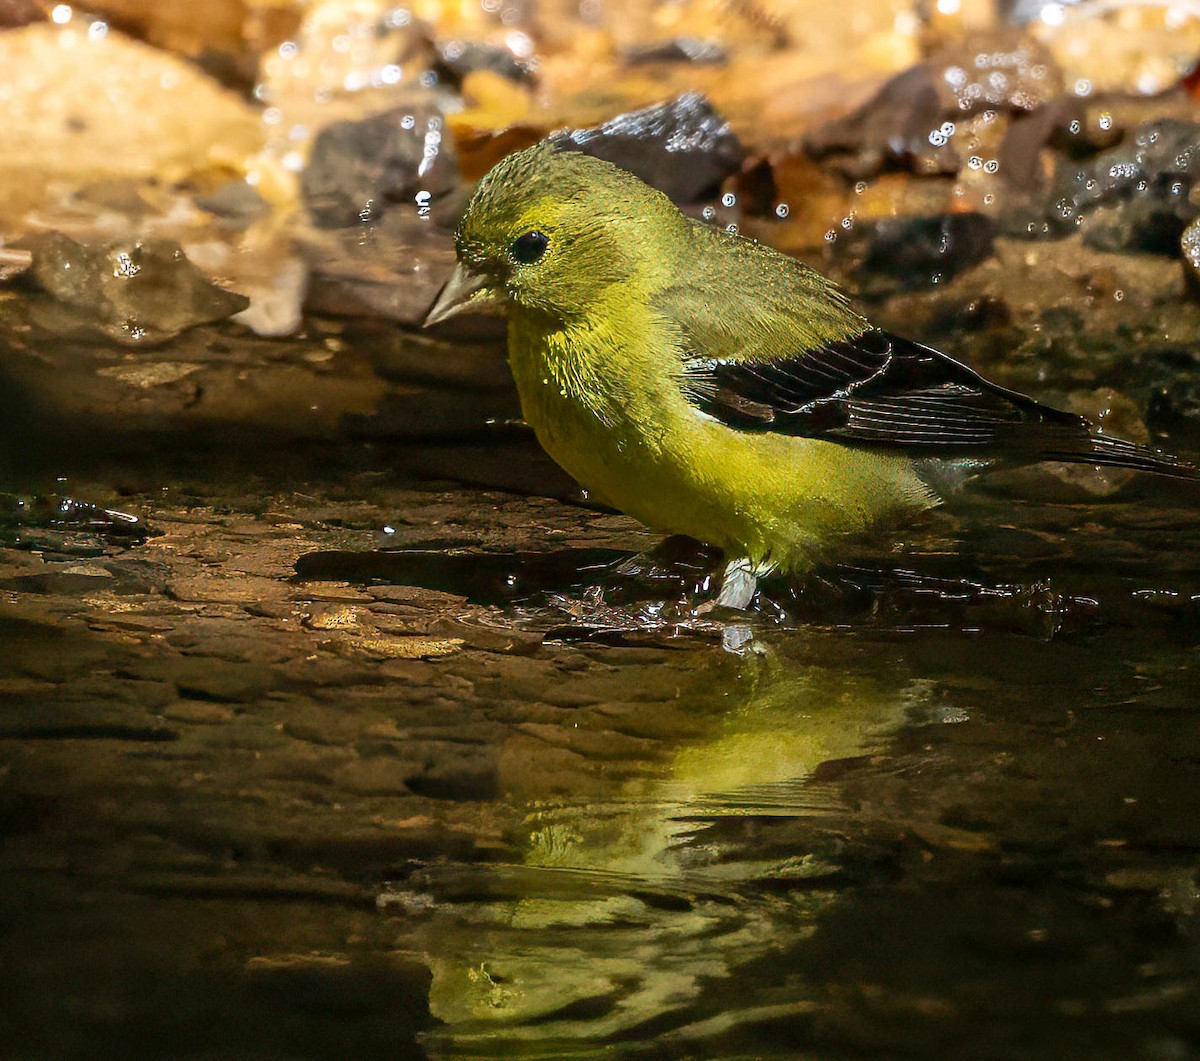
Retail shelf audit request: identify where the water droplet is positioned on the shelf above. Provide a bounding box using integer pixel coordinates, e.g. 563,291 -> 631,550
984,159 -> 999,174
721,191 -> 737,207
1040,3 -> 1065,26
968,155 -> 983,169
1098,112 -> 1113,131
111,252 -> 139,279
824,230 -> 837,242
1074,78 -> 1092,97
774,203 -> 790,219
1114,290 -> 1124,302
854,181 -> 868,194
1069,119 -> 1081,134
278,40 -> 297,59
51,4 -> 71,24
702,205 -> 716,221
983,193 -> 994,204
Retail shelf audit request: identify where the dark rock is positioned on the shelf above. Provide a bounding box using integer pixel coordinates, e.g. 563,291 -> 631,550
1083,197 -> 1195,255
1041,119 -> 1200,249
195,180 -> 270,223
928,294 -> 1013,334
553,92 -> 745,205
621,38 -> 727,66
302,101 -> 461,228
806,31 -> 1060,180
849,212 -> 995,290
73,179 -> 157,216
1144,348 -> 1200,444
435,39 -> 533,86
25,232 -> 249,344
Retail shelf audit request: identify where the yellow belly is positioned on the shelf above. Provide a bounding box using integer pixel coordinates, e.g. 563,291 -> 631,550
510,343 -> 936,574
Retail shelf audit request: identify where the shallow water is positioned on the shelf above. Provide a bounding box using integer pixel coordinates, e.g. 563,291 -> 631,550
1,314 -> 1199,1060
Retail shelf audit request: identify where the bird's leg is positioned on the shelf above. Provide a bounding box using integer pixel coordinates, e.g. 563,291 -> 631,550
714,556 -> 758,611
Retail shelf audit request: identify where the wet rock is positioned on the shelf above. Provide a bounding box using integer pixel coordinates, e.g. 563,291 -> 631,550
621,38 -> 728,66
805,31 -> 1061,180
303,212 -> 457,326
1145,345 -> 1200,444
554,93 -> 745,206
1036,119 -> 1200,251
1183,217 -> 1200,296
435,39 -> 533,86
1083,197 -> 1195,256
847,212 -> 995,290
302,101 -> 461,229
25,232 -> 249,344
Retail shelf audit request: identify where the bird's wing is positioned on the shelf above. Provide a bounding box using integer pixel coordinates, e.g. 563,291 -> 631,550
677,320 -> 1199,478
657,224 -> 1196,478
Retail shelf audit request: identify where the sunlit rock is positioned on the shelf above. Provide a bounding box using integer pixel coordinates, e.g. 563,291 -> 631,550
26,232 -> 250,344
78,0 -> 300,90
1031,1 -> 1200,98
0,23 -> 263,227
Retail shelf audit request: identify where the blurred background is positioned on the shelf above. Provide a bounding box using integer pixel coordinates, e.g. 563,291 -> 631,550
2,3 -> 1200,1059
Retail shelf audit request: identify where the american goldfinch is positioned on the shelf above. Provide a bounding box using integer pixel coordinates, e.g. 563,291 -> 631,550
425,140 -> 1197,607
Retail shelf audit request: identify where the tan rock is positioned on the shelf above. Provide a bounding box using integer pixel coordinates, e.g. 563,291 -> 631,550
0,23 -> 263,223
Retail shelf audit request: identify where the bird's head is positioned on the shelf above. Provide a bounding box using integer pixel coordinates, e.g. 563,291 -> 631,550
424,139 -> 686,326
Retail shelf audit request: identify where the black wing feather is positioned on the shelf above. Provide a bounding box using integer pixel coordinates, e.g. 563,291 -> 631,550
684,329 -> 1199,479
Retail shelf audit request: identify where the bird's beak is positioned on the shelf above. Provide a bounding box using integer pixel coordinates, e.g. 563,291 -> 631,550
423,261 -> 495,327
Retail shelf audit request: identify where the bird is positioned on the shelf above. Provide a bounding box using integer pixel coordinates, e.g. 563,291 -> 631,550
424,138 -> 1198,609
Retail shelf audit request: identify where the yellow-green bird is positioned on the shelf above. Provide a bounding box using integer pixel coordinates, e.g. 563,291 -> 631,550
425,139 -> 1197,607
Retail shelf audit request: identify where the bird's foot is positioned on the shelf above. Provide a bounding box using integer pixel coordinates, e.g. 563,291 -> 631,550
714,557 -> 758,611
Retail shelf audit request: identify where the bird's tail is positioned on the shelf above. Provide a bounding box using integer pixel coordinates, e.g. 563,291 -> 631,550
1037,431 -> 1199,480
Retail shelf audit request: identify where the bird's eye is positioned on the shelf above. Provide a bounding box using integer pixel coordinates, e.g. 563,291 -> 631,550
510,230 -> 549,265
